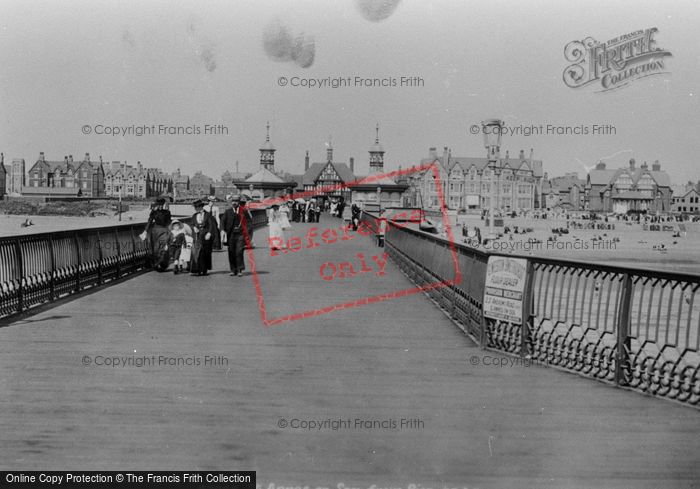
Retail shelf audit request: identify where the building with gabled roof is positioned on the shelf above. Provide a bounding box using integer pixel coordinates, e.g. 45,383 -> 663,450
407,146 -> 543,211
542,172 -> 586,210
586,159 -> 671,213
26,152 -> 104,197
671,185 -> 700,214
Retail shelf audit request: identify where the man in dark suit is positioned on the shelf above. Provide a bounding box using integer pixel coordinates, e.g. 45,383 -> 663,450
221,195 -> 247,277
190,199 -> 216,276
239,195 -> 255,250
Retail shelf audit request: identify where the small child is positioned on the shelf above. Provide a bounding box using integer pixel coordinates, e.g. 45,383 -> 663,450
169,221 -> 192,274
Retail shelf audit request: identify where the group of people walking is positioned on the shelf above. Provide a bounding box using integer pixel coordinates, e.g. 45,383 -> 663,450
143,195 -> 254,277
144,195 -> 359,276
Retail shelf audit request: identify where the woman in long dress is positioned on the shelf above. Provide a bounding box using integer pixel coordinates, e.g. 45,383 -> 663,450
268,205 -> 286,250
190,200 -> 216,276
144,197 -> 172,272
279,203 -> 291,230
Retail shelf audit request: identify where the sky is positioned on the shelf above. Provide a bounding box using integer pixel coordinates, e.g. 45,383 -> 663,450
1,0 -> 699,184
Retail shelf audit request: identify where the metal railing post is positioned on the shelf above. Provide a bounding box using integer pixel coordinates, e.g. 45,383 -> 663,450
521,260 -> 535,358
74,233 -> 82,292
114,229 -> 121,278
615,274 -> 633,386
129,226 -> 137,271
48,236 -> 56,300
96,231 -> 103,284
14,238 -> 23,313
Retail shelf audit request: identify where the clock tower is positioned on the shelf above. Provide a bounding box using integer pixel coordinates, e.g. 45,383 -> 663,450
259,122 -> 276,171
369,123 -> 385,174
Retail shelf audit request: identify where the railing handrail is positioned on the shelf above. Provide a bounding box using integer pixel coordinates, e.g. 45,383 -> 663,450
362,210 -> 700,283
367,208 -> 700,407
0,208 -> 270,320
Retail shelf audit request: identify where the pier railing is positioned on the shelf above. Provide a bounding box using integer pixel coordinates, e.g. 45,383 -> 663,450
362,210 -> 700,407
0,209 -> 269,319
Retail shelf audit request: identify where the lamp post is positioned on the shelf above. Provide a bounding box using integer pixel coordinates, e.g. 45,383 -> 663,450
481,119 -> 503,241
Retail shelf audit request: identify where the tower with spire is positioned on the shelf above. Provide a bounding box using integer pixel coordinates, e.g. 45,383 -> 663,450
259,122 -> 276,171
369,123 -> 385,174
326,135 -> 333,163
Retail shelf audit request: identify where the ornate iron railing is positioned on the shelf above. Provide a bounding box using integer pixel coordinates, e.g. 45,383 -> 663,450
0,222 -> 152,318
361,211 -> 700,407
0,208 -> 269,319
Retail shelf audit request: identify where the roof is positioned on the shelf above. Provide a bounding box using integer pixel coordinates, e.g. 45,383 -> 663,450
548,174 -> 586,192
302,162 -> 357,186
370,142 -> 384,153
260,140 -> 275,151
673,187 -> 700,199
588,166 -> 671,189
245,167 -> 286,184
418,154 -> 544,178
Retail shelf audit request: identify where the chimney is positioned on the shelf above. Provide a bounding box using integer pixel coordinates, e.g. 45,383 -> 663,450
349,157 -> 355,174
85,152 -> 90,162
137,161 -> 143,172
652,160 -> 661,171
1,152 -> 3,164
304,150 -> 310,172
529,148 -> 534,161
544,171 -> 549,180
326,141 -> 333,163
64,156 -> 68,162
629,158 -> 636,170
641,160 -> 648,170
429,147 -> 438,160
40,151 -> 45,162
68,155 -> 73,162
442,146 -> 449,164
596,161 -> 606,170
505,150 -> 510,162
519,149 -> 525,160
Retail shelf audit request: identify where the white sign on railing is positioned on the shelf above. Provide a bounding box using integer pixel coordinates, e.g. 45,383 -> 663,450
483,256 -> 528,325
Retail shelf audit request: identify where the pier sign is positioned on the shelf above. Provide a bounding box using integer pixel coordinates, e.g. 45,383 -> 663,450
483,256 -> 528,325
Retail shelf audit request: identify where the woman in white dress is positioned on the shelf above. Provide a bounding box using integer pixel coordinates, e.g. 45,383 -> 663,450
268,204 -> 286,250
279,202 -> 291,230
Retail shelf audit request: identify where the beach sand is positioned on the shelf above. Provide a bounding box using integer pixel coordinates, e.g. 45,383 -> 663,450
440,214 -> 700,274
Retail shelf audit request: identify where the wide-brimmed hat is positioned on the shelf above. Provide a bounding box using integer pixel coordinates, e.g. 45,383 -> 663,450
155,197 -> 166,205
192,199 -> 205,208
207,195 -> 216,202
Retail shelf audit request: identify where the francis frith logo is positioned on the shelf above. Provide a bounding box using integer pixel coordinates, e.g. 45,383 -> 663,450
563,28 -> 672,92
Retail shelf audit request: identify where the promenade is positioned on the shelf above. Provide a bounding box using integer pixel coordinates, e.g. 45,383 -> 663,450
1,219 -> 699,488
